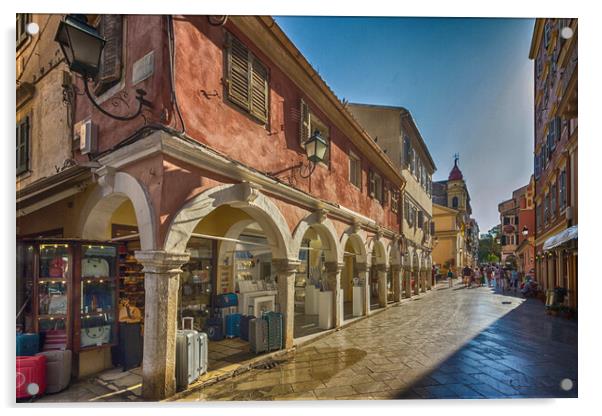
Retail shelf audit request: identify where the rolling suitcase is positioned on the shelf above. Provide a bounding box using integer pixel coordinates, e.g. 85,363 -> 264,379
36,350 -> 71,393
114,322 -> 142,371
182,316 -> 208,376
240,315 -> 255,341
16,333 -> 40,356
204,317 -> 224,341
176,318 -> 202,390
16,355 -> 47,399
225,313 -> 242,338
264,311 -> 283,351
249,318 -> 268,354
216,293 -> 238,308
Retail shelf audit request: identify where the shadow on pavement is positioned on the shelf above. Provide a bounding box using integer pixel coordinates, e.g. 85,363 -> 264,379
393,294 -> 578,399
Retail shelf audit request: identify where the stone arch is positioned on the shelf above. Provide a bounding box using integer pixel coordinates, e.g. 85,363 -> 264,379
367,237 -> 388,267
79,171 -> 156,250
387,239 -> 402,266
216,219 -> 256,268
164,183 -> 293,260
291,212 -> 341,264
340,230 -> 368,264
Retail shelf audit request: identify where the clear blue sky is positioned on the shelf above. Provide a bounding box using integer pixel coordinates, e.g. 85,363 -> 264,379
275,16 -> 535,233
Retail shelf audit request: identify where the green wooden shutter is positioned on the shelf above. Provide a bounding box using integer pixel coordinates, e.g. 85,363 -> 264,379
368,170 -> 375,197
299,99 -> 309,145
249,57 -> 268,123
227,34 -> 251,111
16,116 -> 29,175
95,15 -> 123,94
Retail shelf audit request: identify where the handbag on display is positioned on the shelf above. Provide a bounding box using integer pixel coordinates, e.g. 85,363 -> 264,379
80,325 -> 112,347
82,258 -> 110,278
47,294 -> 68,315
49,257 -> 66,278
42,328 -> 68,351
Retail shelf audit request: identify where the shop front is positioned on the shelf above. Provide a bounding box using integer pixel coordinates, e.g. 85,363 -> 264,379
341,233 -> 368,322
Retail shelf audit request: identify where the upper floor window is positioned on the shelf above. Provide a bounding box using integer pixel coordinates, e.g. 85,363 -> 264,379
403,136 -> 411,168
16,116 -> 30,176
550,184 -> 557,218
300,99 -> 330,164
452,196 -> 459,208
559,170 -> 567,210
369,170 -> 383,204
94,15 -> 124,96
226,33 -> 269,124
348,151 -> 361,189
391,189 -> 400,214
16,14 -> 31,50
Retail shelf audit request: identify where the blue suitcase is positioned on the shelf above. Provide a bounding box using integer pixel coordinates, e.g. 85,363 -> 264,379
263,312 -> 283,351
204,317 -> 224,341
216,293 -> 238,308
240,315 -> 255,341
225,313 -> 242,338
16,333 -> 40,356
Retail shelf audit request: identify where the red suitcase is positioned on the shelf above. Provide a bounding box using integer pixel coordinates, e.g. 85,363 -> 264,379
16,355 -> 47,399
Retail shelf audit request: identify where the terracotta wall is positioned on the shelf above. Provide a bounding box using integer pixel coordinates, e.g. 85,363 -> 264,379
171,16 -> 400,232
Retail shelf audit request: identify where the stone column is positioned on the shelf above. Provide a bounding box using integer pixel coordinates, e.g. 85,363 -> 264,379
376,265 -> 388,307
426,265 -> 432,290
404,268 -> 412,299
421,270 -> 427,293
272,258 -> 299,349
391,265 -> 402,302
325,261 -> 344,328
413,269 -> 420,296
135,250 -> 190,401
356,262 -> 370,316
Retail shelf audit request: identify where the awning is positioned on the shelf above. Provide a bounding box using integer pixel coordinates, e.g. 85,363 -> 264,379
543,225 -> 578,251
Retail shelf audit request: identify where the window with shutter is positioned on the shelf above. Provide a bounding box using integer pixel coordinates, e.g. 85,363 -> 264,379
16,14 -> 31,49
418,211 -> 424,229
226,33 -> 270,124
95,15 -> 123,96
349,151 -> 361,188
403,136 -> 411,168
373,172 -> 383,203
299,98 -> 330,164
249,57 -> 268,123
16,116 -> 30,176
368,170 -> 375,198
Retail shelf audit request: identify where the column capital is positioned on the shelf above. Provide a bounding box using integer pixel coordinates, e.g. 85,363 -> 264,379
324,261 -> 345,273
135,250 -> 190,274
272,258 -> 301,274
374,263 -> 388,273
390,264 -> 402,272
355,262 -> 369,273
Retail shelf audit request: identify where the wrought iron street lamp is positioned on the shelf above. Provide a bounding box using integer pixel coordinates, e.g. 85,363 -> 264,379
269,129 -> 328,179
304,129 -> 328,164
55,14 -> 151,121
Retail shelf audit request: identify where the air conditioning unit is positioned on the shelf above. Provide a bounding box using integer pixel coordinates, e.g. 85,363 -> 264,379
79,120 -> 97,155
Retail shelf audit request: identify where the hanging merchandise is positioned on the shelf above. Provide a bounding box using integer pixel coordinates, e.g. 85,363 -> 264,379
49,257 -> 66,278
82,257 -> 110,278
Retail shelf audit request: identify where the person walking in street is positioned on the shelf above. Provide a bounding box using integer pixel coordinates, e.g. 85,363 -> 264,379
500,268 -> 508,292
473,267 -> 481,288
510,269 -> 519,293
462,265 -> 471,288
493,266 -> 500,289
447,269 -> 454,288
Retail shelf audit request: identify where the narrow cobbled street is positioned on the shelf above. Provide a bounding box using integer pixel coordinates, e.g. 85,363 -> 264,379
177,280 -> 577,401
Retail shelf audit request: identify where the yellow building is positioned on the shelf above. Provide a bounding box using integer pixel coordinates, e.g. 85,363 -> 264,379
431,157 -> 478,275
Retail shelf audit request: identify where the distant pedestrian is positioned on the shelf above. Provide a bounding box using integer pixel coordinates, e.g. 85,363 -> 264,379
447,269 -> 454,288
511,269 -> 519,293
493,266 -> 500,289
473,267 -> 480,288
462,265 -> 472,288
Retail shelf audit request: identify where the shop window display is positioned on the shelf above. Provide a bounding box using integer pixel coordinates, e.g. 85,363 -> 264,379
17,240 -> 120,373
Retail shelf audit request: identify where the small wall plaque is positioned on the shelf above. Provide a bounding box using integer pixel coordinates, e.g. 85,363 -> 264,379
132,51 -> 154,85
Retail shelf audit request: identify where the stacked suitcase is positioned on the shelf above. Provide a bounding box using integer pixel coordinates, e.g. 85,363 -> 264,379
203,317 -> 224,341
16,355 -> 47,399
240,315 -> 255,341
16,333 -> 40,356
249,317 -> 268,354
175,317 -> 208,391
225,313 -> 242,338
113,322 -> 142,371
35,350 -> 71,394
264,311 -> 283,351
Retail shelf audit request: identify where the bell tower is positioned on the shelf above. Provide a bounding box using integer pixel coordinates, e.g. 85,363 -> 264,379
447,154 -> 467,212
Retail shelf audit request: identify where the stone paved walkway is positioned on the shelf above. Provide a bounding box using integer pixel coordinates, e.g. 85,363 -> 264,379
177,280 -> 578,401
